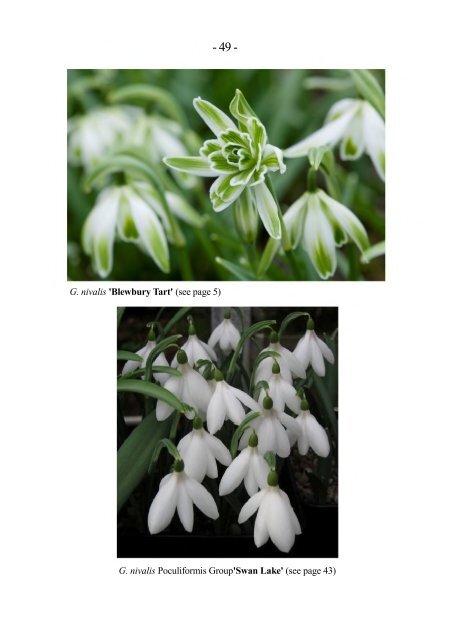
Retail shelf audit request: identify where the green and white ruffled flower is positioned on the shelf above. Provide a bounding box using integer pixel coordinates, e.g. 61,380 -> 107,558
82,182 -> 170,278
284,99 -> 385,181
283,188 -> 369,279
164,90 -> 286,239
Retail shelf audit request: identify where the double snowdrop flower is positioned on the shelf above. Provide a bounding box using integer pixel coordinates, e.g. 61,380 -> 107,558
283,187 -> 369,279
257,362 -> 300,413
207,370 -> 260,434
121,333 -> 170,385
285,98 -> 385,181
293,320 -> 335,376
288,401 -> 330,457
164,89 -> 286,239
82,182 -> 170,278
208,310 -> 240,354
239,396 -> 298,458
148,458 -> 219,534
156,350 -> 212,421
255,332 -> 306,384
177,417 -> 231,482
68,106 -> 139,172
238,470 -> 301,552
219,431 -> 269,497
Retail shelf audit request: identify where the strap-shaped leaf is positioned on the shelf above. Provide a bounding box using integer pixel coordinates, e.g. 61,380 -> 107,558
257,237 -> 280,278
117,378 -> 185,412
279,311 -> 311,339
230,411 -> 262,457
117,350 -> 143,362
215,257 -> 254,281
161,308 -> 191,337
108,84 -> 187,125
226,320 -> 277,381
117,410 -> 173,511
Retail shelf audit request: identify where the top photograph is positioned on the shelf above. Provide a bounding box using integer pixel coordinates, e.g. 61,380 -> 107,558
67,69 -> 385,281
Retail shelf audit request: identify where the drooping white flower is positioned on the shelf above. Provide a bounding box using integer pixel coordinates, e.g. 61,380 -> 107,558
286,401 -> 330,457
239,396 -> 298,458
284,98 -> 385,181
164,90 -> 286,240
82,183 -> 170,278
170,324 -> 217,368
255,331 -> 306,384
219,432 -> 269,497
177,417 -> 231,482
238,470 -> 301,552
207,370 -> 260,434
208,311 -> 240,354
156,350 -> 212,421
293,320 -> 335,376
257,361 -> 300,413
283,188 -> 369,279
122,338 -> 170,385
68,106 -> 139,172
148,459 -> 219,534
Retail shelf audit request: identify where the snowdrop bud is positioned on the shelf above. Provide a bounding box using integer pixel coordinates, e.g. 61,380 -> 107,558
248,431 -> 258,448
272,362 -> 280,375
173,459 -> 184,472
263,396 -> 273,410
177,349 -> 188,364
267,470 -> 279,487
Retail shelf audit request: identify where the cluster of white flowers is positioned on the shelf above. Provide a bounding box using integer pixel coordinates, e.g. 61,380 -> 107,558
122,311 -> 337,553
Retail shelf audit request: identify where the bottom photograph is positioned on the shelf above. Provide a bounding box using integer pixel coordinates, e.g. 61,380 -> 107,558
117,306 -> 338,558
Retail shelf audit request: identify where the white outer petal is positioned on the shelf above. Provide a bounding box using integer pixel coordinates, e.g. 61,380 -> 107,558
184,476 -> 219,519
238,490 -> 265,524
305,412 -> 330,457
176,478 -> 194,532
219,448 -> 250,496
147,472 -> 178,534
206,384 -> 226,434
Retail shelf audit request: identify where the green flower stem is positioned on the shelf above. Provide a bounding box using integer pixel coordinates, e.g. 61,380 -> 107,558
245,242 -> 259,278
177,246 -> 194,281
286,249 -> 304,280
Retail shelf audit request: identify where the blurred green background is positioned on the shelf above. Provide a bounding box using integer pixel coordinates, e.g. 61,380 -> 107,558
68,69 -> 385,281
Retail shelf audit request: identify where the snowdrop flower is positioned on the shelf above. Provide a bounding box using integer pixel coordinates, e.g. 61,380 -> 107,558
121,329 -> 170,385
171,320 -> 217,367
68,106 -> 139,172
284,99 -> 385,181
293,319 -> 335,376
207,370 -> 260,434
164,89 -> 286,239
156,350 -> 212,421
177,417 -> 231,482
239,396 -> 298,458
219,431 -> 269,497
208,310 -> 240,355
128,113 -> 198,188
257,361 -> 300,413
287,400 -> 330,457
283,188 -> 369,279
148,458 -> 219,534
82,183 -> 170,278
238,470 -> 301,552
255,331 -> 306,384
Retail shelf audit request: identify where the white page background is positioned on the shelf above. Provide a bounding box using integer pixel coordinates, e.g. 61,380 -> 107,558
2,1 -> 450,637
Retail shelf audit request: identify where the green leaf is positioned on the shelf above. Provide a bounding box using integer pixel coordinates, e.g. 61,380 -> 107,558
257,237 -> 280,278
143,335 -> 182,381
279,311 -> 310,340
161,309 -> 191,337
117,308 -> 125,328
151,366 -> 181,376
230,411 -> 262,457
215,257 -> 254,281
361,240 -> 385,263
84,154 -> 163,194
227,320 -> 277,381
117,410 -> 172,511
350,70 -> 385,119
108,84 -> 187,125
117,378 -> 185,412
117,350 -> 143,362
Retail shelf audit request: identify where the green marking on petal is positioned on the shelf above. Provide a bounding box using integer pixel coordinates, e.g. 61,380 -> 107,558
96,236 -> 112,276
209,150 -> 237,173
200,139 -> 222,158
229,89 -> 258,126
163,156 -> 218,177
262,144 -> 286,174
120,212 -> 139,240
220,128 -> 249,147
313,240 -> 335,279
344,137 -> 357,156
253,182 -> 281,239
247,117 -> 267,153
193,97 -> 237,136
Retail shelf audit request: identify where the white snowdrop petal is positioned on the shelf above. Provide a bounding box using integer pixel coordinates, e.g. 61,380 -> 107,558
176,479 -> 194,532
251,451 -> 269,489
226,321 -> 240,349
254,496 -> 270,547
238,490 -> 265,524
219,449 -> 250,496
282,491 -> 302,535
122,343 -> 148,375
184,369 -> 211,413
205,433 -> 232,467
280,379 -> 300,413
273,418 -> 291,458
207,387 -> 226,434
207,323 -> 223,349
153,351 -> 171,384
281,345 -> 306,379
296,415 -> 309,455
306,413 -> 330,457
316,335 -> 335,364
156,376 -> 181,421
180,433 -> 208,482
309,337 -> 326,376
244,465 -> 259,496
185,477 -> 219,519
224,386 -> 246,425
176,431 -> 193,458
257,416 -> 277,456
293,334 -> 310,372
232,387 -> 261,411
266,491 -> 296,552
148,473 -> 178,534
205,448 -> 219,478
